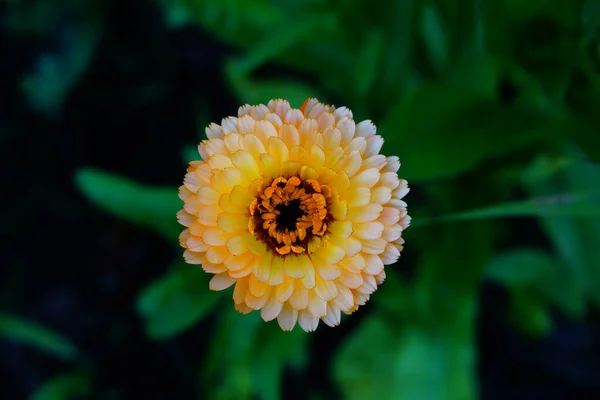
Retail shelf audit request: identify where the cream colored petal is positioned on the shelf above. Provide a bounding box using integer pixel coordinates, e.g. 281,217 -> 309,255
202,228 -> 228,246
361,238 -> 387,254
206,122 -> 225,139
355,120 -> 376,137
261,297 -> 283,321
314,274 -> 339,300
209,273 -> 236,290
250,104 -> 269,120
283,109 -> 304,125
371,186 -> 392,205
347,204 -> 383,223
202,260 -> 227,273
298,309 -> 319,332
183,249 -> 203,264
322,305 -> 341,327
364,254 -> 384,275
177,210 -> 195,227
333,282 -> 354,312
353,222 -> 384,240
384,156 -> 400,172
383,225 -> 403,242
379,172 -> 400,189
336,117 -> 355,146
221,117 -> 238,133
364,135 -> 384,157
206,246 -> 229,264
381,243 -> 401,265
280,124 -> 300,146
340,270 -> 363,289
362,155 -> 387,170
277,303 -> 299,331
197,187 -> 220,205
236,115 -> 255,134
350,168 -> 380,188
379,206 -> 401,225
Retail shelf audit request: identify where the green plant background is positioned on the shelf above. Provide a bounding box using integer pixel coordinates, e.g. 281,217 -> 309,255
2,0 -> 600,399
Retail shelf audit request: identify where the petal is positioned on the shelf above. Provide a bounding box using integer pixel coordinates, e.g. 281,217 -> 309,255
268,256 -> 285,286
298,309 -> 319,332
354,222 -> 384,240
232,150 -> 260,180
289,280 -> 309,310
209,273 -> 236,290
275,277 -> 294,302
307,289 -> 327,318
283,254 -> 304,279
261,297 -> 283,321
322,305 -> 341,327
277,303 -> 298,331
350,168 -> 380,188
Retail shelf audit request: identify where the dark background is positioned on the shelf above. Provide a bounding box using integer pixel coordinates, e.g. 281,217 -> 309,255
2,0 -> 600,399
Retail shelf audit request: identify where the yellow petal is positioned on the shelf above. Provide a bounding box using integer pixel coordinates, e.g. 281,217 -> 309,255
249,274 -> 269,297
268,256 -> 284,286
288,280 -> 309,310
307,289 -> 327,318
224,252 -> 254,271
232,150 -> 260,180
275,277 -> 294,302
283,255 -> 304,279
226,234 -> 252,256
218,213 -> 249,233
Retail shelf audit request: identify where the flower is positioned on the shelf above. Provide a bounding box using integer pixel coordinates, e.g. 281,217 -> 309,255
177,98 -> 410,332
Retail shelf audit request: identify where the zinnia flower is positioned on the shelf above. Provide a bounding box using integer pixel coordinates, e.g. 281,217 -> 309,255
177,98 -> 410,332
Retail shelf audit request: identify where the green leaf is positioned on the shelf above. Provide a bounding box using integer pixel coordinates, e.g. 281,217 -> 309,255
508,291 -> 553,338
137,263 -> 223,339
334,314 -> 476,400
486,248 -> 556,288
181,0 -> 284,48
415,191 -> 600,227
485,248 -> 585,319
30,371 -> 92,400
0,313 -> 78,360
75,168 -> 181,241
226,64 -> 323,108
20,4 -> 104,116
381,84 -> 549,181
420,4 -> 449,74
251,326 -> 308,400
354,29 -> 384,97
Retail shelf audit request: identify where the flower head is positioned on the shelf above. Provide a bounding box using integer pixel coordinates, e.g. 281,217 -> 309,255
178,98 -> 410,332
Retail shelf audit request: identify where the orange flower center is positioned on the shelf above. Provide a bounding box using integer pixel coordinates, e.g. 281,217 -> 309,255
249,176 -> 333,256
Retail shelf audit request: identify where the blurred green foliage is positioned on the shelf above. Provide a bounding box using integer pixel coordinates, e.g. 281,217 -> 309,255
7,0 -> 600,398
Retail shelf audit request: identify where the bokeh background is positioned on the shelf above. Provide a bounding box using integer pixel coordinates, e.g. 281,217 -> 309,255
2,0 -> 600,399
